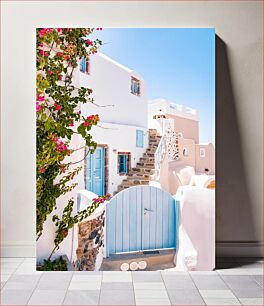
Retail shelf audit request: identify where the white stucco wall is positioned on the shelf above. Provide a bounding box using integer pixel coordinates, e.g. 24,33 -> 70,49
79,122 -> 148,195
74,53 -> 148,128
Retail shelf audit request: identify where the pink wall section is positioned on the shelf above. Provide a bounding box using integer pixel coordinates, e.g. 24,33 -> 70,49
195,143 -> 215,175
168,114 -> 199,144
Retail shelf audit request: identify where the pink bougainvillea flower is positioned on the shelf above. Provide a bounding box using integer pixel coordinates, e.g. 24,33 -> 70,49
37,93 -> 45,102
59,75 -> 63,80
57,28 -> 63,33
48,70 -> 53,75
69,121 -> 74,127
86,39 -> 93,46
36,102 -> 42,112
57,52 -> 63,57
39,28 -> 53,37
65,55 -> 69,60
96,28 -> 103,31
39,50 -> 48,57
54,103 -> 61,111
83,121 -> 89,127
39,43 -> 44,48
41,167 -> 45,173
78,110 -> 81,114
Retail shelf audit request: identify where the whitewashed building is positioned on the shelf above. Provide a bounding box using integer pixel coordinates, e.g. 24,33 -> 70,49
73,52 -> 149,196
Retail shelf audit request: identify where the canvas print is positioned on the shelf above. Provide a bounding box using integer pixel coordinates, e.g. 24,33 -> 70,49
36,28 -> 215,271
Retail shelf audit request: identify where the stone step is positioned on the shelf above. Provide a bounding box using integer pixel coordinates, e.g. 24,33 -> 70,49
127,173 -> 151,179
148,143 -> 159,148
131,168 -> 155,175
136,162 -> 155,168
121,179 -> 150,186
146,149 -> 156,154
139,157 -> 155,163
143,152 -> 155,158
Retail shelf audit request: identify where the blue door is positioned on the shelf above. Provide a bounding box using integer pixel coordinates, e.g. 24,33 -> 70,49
106,185 -> 178,256
86,147 -> 105,196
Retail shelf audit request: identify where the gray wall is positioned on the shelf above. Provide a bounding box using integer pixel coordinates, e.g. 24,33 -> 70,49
1,1 -> 262,257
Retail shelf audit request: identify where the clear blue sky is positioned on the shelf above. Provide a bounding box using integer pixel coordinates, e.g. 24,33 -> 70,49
92,28 -> 215,143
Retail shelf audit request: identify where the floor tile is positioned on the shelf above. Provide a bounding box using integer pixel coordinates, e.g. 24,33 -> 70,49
245,268 -> 263,275
1,288 -> 33,305
217,268 -> 250,275
162,274 -> 196,290
135,298 -> 171,305
231,288 -> 263,298
220,275 -> 262,290
28,289 -> 66,305
191,274 -> 228,290
134,282 -> 166,290
132,271 -> 163,282
134,289 -> 169,299
37,272 -> 72,290
3,280 -> 37,290
14,263 -> 37,274
8,273 -> 41,283
203,298 -> 241,305
71,274 -> 102,282
167,289 -> 205,305
1,266 -> 18,274
0,275 -> 11,282
68,281 -> 101,290
101,281 -> 133,290
239,298 -> 263,305
252,275 -> 263,287
102,271 -> 132,282
23,258 -> 37,264
99,289 -> 135,305
63,290 -> 100,305
199,289 -> 237,298
1,281 -> 5,289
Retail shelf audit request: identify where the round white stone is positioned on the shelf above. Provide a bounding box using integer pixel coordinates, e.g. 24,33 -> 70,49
138,260 -> 147,270
120,262 -> 130,271
130,262 -> 139,271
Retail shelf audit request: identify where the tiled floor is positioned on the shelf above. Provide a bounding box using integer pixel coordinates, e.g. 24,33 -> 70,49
0,258 -> 263,305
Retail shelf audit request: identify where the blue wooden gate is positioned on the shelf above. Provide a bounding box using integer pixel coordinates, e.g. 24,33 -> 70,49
106,185 -> 178,256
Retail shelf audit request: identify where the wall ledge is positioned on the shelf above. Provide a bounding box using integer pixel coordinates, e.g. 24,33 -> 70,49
216,242 -> 263,258
1,241 -> 36,257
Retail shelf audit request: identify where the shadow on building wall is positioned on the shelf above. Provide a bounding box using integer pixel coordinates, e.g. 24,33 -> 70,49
215,35 -> 259,266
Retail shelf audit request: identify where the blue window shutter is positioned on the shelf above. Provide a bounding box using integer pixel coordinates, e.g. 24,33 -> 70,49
136,130 -> 144,148
119,154 -> 128,174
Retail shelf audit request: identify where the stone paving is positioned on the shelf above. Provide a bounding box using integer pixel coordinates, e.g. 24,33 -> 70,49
0,257 -> 263,305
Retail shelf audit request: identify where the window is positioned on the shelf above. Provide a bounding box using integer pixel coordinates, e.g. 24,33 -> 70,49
131,77 -> 140,96
118,153 -> 130,175
80,57 -> 90,74
200,148 -> 206,158
136,130 -> 144,148
183,147 -> 188,157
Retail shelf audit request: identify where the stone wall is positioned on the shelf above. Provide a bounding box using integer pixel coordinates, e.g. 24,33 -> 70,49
74,210 -> 105,271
